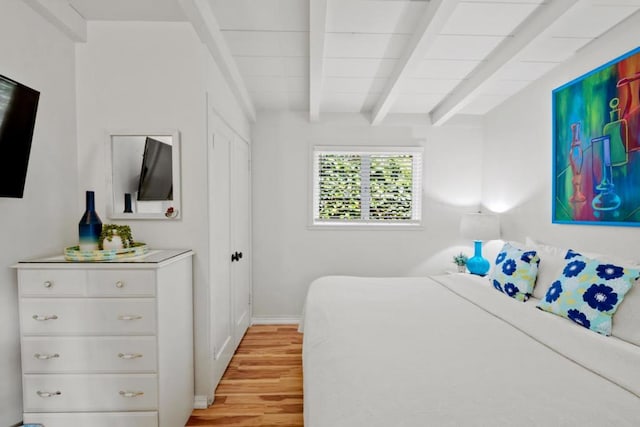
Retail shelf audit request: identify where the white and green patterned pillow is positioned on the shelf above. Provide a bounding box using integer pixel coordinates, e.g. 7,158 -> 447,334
488,243 -> 539,302
537,251 -> 640,336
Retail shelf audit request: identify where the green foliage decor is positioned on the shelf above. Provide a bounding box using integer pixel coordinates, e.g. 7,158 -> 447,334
99,224 -> 134,249
453,252 -> 469,266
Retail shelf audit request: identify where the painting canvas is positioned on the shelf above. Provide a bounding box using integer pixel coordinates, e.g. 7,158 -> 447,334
553,46 -> 640,226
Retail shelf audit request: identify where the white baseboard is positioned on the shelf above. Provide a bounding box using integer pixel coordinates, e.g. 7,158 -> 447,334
251,316 -> 300,325
194,394 -> 213,409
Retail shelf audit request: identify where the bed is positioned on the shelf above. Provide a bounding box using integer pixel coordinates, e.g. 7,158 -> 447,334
301,270 -> 640,426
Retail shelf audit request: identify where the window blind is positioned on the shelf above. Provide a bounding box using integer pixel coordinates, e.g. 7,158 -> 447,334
312,147 -> 423,226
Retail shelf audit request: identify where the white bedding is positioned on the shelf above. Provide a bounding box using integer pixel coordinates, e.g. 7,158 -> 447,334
302,274 -> 640,427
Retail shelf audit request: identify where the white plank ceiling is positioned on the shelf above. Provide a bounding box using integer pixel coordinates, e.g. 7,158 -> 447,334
66,0 -> 640,124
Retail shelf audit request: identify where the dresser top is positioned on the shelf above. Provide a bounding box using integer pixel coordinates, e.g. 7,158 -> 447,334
16,249 -> 193,269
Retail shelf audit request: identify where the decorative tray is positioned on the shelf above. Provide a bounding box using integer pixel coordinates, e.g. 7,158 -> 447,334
64,242 -> 149,262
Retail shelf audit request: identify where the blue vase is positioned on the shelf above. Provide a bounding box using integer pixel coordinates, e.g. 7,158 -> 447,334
78,191 -> 102,251
467,240 -> 490,276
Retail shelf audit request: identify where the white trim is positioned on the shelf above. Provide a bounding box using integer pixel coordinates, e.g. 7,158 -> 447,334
307,223 -> 424,231
314,145 -> 424,154
193,394 -> 213,409
251,317 -> 301,325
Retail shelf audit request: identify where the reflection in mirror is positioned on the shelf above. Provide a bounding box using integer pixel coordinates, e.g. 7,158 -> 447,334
106,131 -> 181,219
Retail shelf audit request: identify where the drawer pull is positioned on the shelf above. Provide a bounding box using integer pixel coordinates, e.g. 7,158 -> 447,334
119,390 -> 144,398
43,281 -> 53,288
34,353 -> 60,360
37,390 -> 62,398
118,314 -> 143,321
118,352 -> 143,360
115,280 -> 124,288
32,314 -> 58,321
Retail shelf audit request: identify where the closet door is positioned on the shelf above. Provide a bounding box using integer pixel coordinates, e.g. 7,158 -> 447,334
207,114 -> 234,388
231,138 -> 251,348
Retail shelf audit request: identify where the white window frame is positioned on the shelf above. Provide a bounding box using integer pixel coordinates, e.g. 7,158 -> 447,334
310,145 -> 424,229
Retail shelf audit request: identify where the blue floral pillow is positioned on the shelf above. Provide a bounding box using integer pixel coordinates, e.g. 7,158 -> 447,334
537,252 -> 640,335
488,243 -> 539,302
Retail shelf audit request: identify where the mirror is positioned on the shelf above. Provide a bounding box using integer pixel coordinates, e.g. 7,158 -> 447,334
106,130 -> 181,219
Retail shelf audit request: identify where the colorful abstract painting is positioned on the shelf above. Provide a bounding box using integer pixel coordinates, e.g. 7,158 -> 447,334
553,46 -> 640,226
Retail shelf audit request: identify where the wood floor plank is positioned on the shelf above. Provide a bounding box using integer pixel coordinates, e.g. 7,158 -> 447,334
186,325 -> 303,427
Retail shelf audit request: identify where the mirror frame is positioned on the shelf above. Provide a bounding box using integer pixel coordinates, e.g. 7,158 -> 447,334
105,129 -> 181,220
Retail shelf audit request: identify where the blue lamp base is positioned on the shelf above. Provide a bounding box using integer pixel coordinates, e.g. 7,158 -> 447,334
467,240 -> 490,276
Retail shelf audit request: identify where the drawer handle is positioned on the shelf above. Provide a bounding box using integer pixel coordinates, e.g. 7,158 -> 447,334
115,280 -> 124,288
34,353 -> 60,360
37,390 -> 62,398
118,352 -> 143,360
43,281 -> 53,288
119,390 -> 144,398
32,314 -> 58,321
117,314 -> 143,321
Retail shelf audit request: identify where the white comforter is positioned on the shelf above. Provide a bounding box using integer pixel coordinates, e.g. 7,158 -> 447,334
302,274 -> 640,427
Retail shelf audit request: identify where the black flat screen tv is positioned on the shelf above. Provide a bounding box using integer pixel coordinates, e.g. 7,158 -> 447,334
0,73 -> 40,198
137,137 -> 173,201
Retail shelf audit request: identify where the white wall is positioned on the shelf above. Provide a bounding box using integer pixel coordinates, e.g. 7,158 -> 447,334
75,20 -> 250,401
0,1 -> 78,424
251,111 -> 485,319
482,12 -> 640,258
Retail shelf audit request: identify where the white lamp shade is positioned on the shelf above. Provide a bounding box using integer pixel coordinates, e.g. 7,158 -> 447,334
460,213 -> 500,241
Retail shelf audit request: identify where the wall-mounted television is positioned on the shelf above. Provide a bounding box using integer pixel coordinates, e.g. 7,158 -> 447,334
137,137 -> 173,201
0,73 -> 40,198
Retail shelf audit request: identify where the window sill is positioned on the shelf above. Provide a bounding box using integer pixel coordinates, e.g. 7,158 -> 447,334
307,222 -> 424,231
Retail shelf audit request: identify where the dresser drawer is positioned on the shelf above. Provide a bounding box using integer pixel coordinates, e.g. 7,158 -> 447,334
23,374 -> 158,412
22,336 -> 157,373
19,270 -> 86,297
23,411 -> 158,427
88,270 -> 155,297
20,299 -> 156,336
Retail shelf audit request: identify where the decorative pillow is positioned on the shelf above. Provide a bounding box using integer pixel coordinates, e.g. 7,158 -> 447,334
525,237 -> 567,299
488,243 -> 539,302
537,251 -> 640,336
564,248 -> 582,260
525,238 -> 640,300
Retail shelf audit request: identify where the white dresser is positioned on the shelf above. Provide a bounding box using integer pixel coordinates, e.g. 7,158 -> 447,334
15,249 -> 194,427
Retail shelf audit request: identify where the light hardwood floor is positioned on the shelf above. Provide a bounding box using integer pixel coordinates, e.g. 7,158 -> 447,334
186,325 -> 304,427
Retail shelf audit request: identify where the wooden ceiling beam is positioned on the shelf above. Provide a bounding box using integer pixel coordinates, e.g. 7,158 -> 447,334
24,0 -> 87,42
179,0 -> 257,122
309,0 -> 328,122
430,0 -> 579,126
370,0 -> 459,126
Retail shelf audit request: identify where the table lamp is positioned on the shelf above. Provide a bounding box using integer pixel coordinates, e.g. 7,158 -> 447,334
460,213 -> 500,276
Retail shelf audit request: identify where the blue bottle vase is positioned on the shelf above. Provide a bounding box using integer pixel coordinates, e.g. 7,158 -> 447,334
78,191 -> 102,251
467,240 -> 490,276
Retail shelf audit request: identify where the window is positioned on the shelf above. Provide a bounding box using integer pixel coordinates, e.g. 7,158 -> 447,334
312,146 -> 423,226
